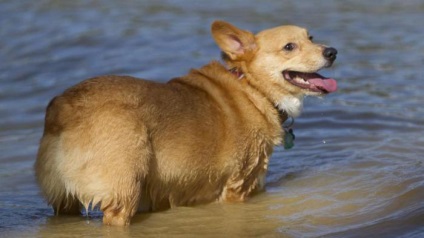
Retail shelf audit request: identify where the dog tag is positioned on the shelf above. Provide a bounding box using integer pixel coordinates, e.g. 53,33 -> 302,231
284,128 -> 295,150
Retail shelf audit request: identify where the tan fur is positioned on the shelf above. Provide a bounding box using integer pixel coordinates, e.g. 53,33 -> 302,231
35,20 -> 336,226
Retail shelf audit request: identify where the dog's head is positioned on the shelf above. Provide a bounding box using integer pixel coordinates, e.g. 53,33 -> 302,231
211,20 -> 337,117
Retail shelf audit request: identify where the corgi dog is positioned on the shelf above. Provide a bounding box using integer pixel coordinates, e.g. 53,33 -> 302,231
35,20 -> 337,226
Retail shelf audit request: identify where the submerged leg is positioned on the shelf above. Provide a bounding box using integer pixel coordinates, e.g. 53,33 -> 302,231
101,185 -> 141,226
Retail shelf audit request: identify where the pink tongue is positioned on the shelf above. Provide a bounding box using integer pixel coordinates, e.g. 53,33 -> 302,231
308,78 -> 337,93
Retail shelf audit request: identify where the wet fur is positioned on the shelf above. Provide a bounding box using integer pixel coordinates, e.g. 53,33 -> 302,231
35,20 -> 333,226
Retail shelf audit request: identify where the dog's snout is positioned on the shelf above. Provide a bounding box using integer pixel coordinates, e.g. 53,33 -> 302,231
323,47 -> 338,62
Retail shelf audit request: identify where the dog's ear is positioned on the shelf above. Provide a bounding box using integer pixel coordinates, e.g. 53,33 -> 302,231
211,21 -> 256,61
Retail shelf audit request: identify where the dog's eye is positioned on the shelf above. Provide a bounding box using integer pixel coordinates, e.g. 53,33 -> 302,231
283,43 -> 296,51
309,36 -> 314,41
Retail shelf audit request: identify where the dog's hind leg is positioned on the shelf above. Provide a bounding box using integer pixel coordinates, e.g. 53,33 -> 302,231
58,109 -> 152,226
96,134 -> 151,226
100,182 -> 142,226
98,133 -> 152,226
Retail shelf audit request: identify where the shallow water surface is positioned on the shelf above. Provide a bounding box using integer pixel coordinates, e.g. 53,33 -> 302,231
1,0 -> 424,237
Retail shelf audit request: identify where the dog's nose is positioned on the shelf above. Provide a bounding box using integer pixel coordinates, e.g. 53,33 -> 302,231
323,47 -> 338,62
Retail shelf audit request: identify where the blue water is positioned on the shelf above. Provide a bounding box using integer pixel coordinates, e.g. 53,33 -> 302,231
1,0 -> 423,237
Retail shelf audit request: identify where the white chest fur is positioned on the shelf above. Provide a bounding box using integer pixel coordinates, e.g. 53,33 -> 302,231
276,95 -> 304,118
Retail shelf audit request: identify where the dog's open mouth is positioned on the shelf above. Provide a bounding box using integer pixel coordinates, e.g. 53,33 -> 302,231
283,71 -> 337,93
